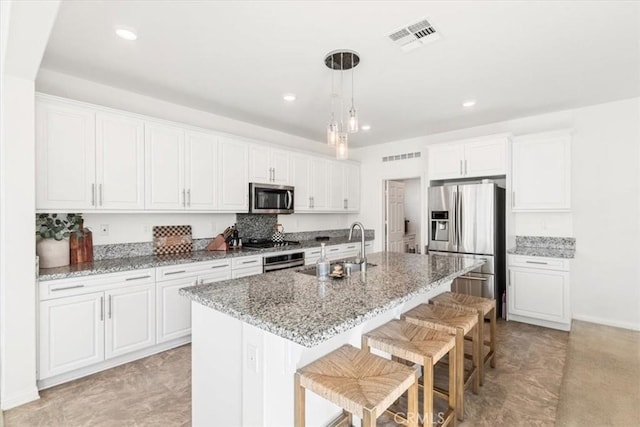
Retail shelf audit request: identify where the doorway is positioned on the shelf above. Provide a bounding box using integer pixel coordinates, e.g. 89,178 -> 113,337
383,177 -> 422,253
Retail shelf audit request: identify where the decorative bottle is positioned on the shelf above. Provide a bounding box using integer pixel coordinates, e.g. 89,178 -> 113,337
316,243 -> 330,281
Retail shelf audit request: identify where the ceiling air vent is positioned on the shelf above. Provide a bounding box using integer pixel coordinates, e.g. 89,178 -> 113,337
382,152 -> 422,163
388,18 -> 440,52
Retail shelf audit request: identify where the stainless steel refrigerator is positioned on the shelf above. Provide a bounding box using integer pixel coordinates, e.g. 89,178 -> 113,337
428,183 -> 505,314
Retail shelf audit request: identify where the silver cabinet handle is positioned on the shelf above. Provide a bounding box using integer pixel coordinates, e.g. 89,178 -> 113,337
108,295 -> 112,319
464,159 -> 468,175
210,264 -> 228,269
241,259 -> 258,264
100,296 -> 104,321
91,183 -> 96,206
525,260 -> 548,265
182,189 -> 186,207
459,160 -> 463,175
126,275 -> 151,281
329,248 -> 340,252
165,270 -> 186,276
309,197 -> 312,208
52,284 -> 85,292
311,196 -> 314,208
458,275 -> 488,281
187,189 -> 191,207
99,184 -> 103,206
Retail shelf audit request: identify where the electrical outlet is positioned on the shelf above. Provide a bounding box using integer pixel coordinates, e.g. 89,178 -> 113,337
99,224 -> 109,236
247,345 -> 258,373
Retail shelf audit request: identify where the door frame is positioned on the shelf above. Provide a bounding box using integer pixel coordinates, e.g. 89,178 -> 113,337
382,174 -> 425,253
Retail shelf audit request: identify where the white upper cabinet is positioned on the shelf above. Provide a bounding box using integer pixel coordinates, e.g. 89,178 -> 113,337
328,161 -> 344,210
290,153 -> 312,211
218,137 -> 249,211
512,130 -> 571,211
144,123 -> 185,210
249,144 -> 290,185
96,112 -> 145,209
344,163 -> 360,212
310,158 -> 329,210
428,134 -> 508,180
36,99 -> 96,210
185,131 -> 218,210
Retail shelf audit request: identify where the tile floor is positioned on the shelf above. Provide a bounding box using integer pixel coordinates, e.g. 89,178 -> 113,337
4,319 -> 639,426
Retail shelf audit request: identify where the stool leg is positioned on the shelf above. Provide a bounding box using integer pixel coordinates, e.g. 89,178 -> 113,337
362,407 -> 376,427
472,324 -> 480,394
407,372 -> 419,427
455,329 -> 464,421
490,307 -> 496,368
448,344 -> 456,421
361,335 -> 370,353
423,356 -> 434,426
477,310 -> 485,386
294,373 -> 305,427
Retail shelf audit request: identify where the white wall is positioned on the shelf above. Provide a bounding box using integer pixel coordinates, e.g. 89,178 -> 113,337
0,0 -> 60,410
353,97 -> 640,330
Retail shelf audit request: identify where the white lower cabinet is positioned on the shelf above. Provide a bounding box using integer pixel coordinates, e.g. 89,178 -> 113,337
39,292 -> 105,379
507,255 -> 571,331
105,284 -> 155,359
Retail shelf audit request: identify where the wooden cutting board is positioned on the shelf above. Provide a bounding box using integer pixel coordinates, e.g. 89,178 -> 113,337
153,225 -> 193,256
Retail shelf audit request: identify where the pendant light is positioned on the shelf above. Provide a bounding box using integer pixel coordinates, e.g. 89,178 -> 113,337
325,49 -> 360,159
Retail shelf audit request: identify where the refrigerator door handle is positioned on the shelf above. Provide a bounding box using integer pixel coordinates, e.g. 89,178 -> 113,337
457,190 -> 462,249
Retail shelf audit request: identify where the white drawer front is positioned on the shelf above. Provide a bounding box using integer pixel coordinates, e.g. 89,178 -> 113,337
157,259 -> 231,281
231,265 -> 263,279
231,255 -> 263,270
508,255 -> 569,271
40,268 -> 156,301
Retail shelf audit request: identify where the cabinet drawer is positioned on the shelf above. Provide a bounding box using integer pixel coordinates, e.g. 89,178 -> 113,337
40,269 -> 155,301
232,265 -> 263,279
231,255 -> 262,270
156,259 -> 231,281
508,255 -> 569,271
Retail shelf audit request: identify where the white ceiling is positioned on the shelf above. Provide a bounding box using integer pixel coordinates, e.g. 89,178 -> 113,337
40,1 -> 640,147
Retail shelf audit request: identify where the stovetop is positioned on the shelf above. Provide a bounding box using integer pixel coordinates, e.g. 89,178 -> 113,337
242,239 -> 301,249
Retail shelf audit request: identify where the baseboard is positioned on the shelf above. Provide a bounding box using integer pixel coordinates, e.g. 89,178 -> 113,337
507,314 -> 571,331
1,386 -> 40,410
571,314 -> 640,331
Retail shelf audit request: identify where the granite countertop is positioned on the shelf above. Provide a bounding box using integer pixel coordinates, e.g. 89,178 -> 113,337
38,236 -> 374,282
507,235 -> 576,259
179,252 -> 484,348
507,246 -> 575,259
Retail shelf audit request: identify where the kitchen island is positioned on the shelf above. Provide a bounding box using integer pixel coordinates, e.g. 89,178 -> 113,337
180,252 -> 484,427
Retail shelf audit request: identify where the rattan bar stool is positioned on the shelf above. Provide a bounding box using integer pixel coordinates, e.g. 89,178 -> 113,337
295,344 -> 419,427
431,292 -> 497,385
402,304 -> 480,421
362,320 -> 457,427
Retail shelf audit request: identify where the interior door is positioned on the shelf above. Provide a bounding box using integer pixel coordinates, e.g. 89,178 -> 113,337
458,183 -> 495,255
385,180 -> 405,253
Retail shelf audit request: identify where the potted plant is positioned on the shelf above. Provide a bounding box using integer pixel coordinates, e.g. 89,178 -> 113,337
36,213 -> 81,268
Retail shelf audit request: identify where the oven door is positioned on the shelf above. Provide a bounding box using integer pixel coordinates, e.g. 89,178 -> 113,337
249,183 -> 294,214
263,252 -> 305,272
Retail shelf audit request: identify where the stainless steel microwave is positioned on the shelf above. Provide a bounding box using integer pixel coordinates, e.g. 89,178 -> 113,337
249,183 -> 294,214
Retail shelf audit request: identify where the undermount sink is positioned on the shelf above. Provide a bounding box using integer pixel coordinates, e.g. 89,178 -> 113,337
297,260 -> 377,277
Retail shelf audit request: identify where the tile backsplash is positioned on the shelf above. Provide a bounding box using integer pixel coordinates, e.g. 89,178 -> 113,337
235,214 -> 278,239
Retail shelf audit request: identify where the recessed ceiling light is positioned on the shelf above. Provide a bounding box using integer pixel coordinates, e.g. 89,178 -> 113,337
361,124 -> 371,131
115,27 -> 138,41
462,100 -> 476,108
283,93 -> 296,102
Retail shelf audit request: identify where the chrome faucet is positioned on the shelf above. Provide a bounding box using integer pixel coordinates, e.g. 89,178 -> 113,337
348,221 -> 367,272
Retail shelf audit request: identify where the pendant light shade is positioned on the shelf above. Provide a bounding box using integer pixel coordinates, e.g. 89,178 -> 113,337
325,49 -> 361,159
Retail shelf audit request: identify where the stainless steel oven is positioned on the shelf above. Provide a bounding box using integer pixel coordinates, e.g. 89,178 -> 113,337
249,183 -> 294,214
263,251 -> 305,273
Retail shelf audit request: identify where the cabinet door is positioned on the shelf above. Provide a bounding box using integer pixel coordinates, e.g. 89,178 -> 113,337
36,100 -> 96,210
310,158 -> 328,210
219,137 -> 249,211
95,112 -> 145,209
271,149 -> 290,184
145,123 -> 185,210
105,284 -> 156,359
512,133 -> 571,211
428,144 -> 464,180
508,267 -> 570,323
39,292 -> 104,379
157,277 -> 196,344
344,163 -> 360,212
248,144 -> 271,183
185,131 -> 218,210
463,138 -> 506,177
291,153 -> 312,211
328,161 -> 345,210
